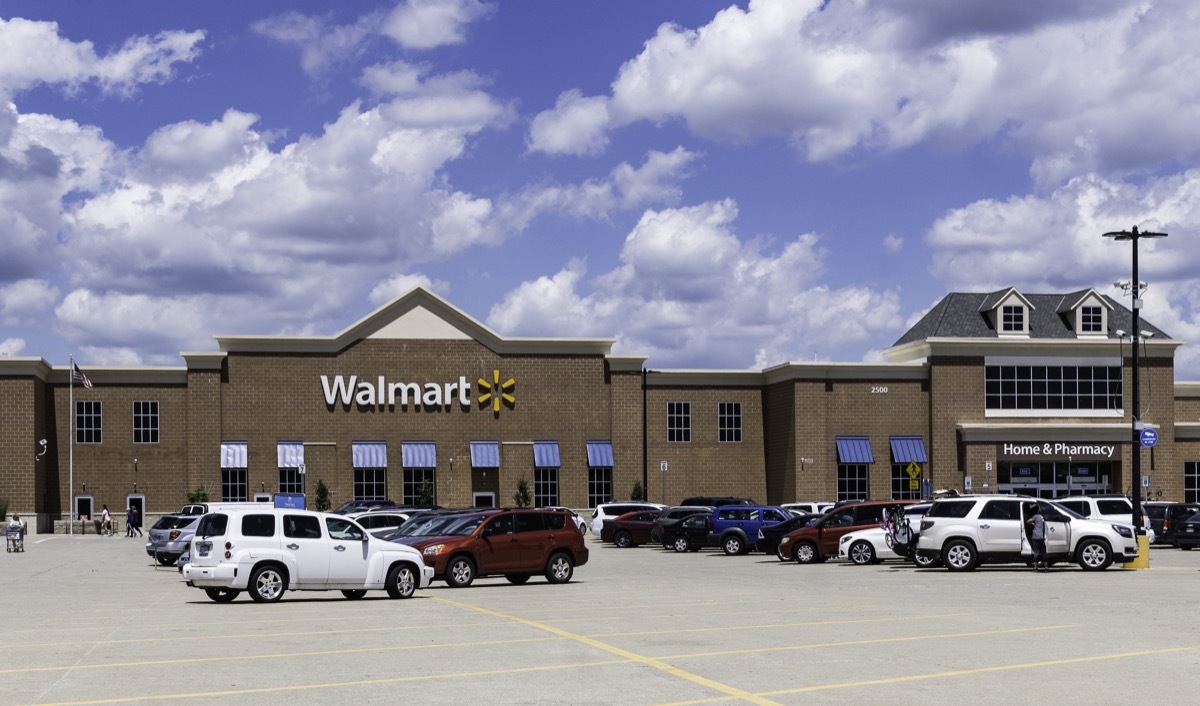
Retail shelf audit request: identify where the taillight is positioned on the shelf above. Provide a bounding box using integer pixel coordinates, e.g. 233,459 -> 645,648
168,530 -> 181,541
1164,518 -> 1171,530
920,520 -> 934,531
225,540 -> 233,559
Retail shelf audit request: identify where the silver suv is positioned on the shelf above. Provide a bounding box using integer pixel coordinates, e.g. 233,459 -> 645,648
146,514 -> 201,566
916,495 -> 1138,571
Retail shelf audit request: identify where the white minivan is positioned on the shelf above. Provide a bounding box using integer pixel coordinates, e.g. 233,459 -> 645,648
182,507 -> 433,603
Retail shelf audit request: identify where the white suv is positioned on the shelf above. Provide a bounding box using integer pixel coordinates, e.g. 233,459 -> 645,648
915,495 -> 1138,571
1053,495 -> 1156,542
182,507 -> 434,603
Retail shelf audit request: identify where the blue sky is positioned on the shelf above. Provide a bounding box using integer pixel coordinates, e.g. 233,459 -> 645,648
2,0 -> 1199,378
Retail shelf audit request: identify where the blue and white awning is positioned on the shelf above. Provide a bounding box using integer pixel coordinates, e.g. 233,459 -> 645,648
277,442 -> 304,468
352,441 -> 387,468
220,441 -> 248,469
586,441 -> 614,467
470,441 -> 500,468
835,436 -> 874,464
889,436 -> 928,464
533,441 -> 560,467
402,441 -> 437,468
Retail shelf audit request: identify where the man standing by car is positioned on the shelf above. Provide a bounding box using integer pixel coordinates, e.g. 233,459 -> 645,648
1026,505 -> 1046,572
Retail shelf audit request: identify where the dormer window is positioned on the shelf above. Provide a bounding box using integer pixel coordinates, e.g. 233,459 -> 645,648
1080,306 -> 1103,333
1001,305 -> 1025,333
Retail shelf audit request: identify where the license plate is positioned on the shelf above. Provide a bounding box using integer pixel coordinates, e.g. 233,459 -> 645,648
1187,527 -> 1194,533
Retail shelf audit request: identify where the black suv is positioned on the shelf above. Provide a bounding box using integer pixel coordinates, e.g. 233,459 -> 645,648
1143,501 -> 1200,546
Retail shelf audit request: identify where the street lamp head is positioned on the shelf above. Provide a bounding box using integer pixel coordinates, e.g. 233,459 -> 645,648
1140,331 -> 1155,339
1116,329 -> 1127,338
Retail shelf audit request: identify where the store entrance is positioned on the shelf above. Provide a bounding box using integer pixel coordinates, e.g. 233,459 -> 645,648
997,460 -> 1118,498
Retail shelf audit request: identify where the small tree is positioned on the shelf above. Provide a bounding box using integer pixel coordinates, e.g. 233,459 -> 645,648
314,479 -> 332,512
513,477 -> 532,507
630,481 -> 645,501
187,486 -> 210,503
417,479 -> 437,508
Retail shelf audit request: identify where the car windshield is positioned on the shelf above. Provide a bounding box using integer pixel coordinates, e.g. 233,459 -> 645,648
394,514 -> 465,537
1185,512 -> 1200,523
442,514 -> 490,536
195,513 -> 228,538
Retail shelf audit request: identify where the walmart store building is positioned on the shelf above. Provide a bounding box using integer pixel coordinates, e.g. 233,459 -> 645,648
3,286 -> 1200,531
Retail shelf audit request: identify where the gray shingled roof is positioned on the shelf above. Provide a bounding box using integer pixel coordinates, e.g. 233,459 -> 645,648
893,290 -> 1171,346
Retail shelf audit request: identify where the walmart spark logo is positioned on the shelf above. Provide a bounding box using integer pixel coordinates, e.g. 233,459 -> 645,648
477,369 -> 515,414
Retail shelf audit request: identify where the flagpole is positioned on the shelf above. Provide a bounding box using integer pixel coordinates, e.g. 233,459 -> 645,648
69,355 -> 75,536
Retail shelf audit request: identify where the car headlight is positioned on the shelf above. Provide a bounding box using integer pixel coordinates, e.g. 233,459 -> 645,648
422,544 -> 445,555
1112,525 -> 1133,538
780,537 -> 790,544
840,535 -> 851,545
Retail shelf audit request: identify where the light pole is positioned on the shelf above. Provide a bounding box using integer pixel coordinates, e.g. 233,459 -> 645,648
1103,226 -> 1167,559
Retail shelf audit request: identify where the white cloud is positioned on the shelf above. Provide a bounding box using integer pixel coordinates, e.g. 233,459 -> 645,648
368,273 -> 450,305
382,0 -> 494,50
0,279 -> 59,325
252,11 -> 378,76
532,0 -> 1200,186
883,233 -> 904,253
0,17 -> 203,94
527,90 -> 611,156
0,337 -> 26,356
488,200 -> 904,368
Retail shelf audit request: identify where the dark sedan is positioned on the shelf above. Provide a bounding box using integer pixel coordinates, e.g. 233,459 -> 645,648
755,513 -> 822,559
600,510 -> 663,547
1175,512 -> 1200,550
661,514 -> 714,552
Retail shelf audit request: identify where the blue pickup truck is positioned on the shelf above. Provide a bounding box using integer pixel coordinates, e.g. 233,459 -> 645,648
707,505 -> 791,555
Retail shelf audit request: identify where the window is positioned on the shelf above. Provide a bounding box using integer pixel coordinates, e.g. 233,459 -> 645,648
1186,462 -> 1200,504
278,468 -> 304,496
926,500 -> 975,518
984,364 -> 1123,411
221,469 -> 247,501
326,517 -> 363,541
354,468 -> 387,500
979,500 -> 1021,520
668,401 -> 691,442
76,400 -> 102,444
890,464 -> 922,500
241,514 -> 275,537
1001,305 -> 1024,332
1080,306 -> 1103,333
534,468 -> 559,507
284,514 -> 322,539
837,464 -> 869,502
403,468 -> 436,506
133,400 -> 159,444
588,467 -> 613,508
718,402 -> 742,443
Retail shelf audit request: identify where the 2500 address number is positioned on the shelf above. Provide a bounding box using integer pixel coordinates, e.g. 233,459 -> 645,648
871,386 -> 888,394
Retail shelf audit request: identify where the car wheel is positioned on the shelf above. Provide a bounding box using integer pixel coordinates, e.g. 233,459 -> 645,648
204,587 -> 239,603
341,590 -> 367,600
248,565 -> 286,602
849,540 -> 876,565
545,552 -> 574,584
793,541 -> 819,564
722,535 -> 744,556
386,563 -> 418,598
776,544 -> 791,562
672,536 -> 691,553
156,554 -> 177,567
1077,538 -> 1113,571
445,556 -> 476,588
1180,544 -> 1192,551
912,551 -> 940,568
614,530 -> 634,548
943,540 -> 978,571
505,573 -> 531,584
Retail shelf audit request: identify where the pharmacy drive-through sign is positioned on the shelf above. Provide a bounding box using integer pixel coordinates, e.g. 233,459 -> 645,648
1140,428 -> 1159,448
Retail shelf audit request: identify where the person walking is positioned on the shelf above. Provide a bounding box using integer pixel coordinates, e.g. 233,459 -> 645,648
131,506 -> 143,537
126,507 -> 135,537
101,505 -> 112,535
1026,505 -> 1047,572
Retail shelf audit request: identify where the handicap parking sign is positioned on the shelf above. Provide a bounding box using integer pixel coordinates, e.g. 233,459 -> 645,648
1140,428 -> 1159,448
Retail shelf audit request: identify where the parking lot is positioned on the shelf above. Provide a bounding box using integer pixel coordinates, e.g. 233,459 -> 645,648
3,533 -> 1200,705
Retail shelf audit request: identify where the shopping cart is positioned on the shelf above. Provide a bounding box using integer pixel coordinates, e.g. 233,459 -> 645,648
5,525 -> 24,552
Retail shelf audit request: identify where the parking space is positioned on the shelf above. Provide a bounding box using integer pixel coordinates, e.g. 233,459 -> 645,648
3,535 -> 1199,704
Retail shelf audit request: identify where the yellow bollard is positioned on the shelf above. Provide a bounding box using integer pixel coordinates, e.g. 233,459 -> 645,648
1123,535 -> 1151,569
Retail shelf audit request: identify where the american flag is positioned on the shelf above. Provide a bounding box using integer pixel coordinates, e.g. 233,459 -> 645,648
72,362 -> 93,389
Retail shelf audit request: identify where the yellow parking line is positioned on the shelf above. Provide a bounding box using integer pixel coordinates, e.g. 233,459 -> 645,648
431,595 -> 782,706
0,636 -> 563,675
655,642 -> 1200,704
657,624 -> 1076,660
38,658 -> 635,705
589,612 -> 967,637
7,619 -> 507,649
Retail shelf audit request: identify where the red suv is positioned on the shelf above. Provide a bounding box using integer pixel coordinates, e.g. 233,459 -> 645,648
405,509 -> 588,587
779,500 -> 915,563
